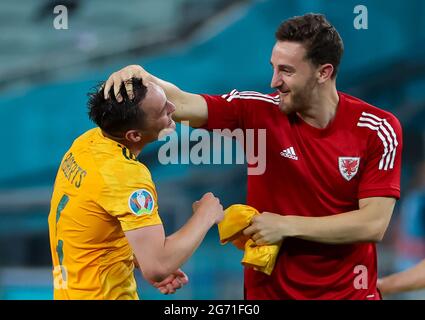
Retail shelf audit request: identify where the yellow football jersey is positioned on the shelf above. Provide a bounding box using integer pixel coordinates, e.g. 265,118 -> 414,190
48,128 -> 162,300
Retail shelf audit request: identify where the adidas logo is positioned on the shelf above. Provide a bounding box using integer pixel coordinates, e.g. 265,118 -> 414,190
280,147 -> 298,160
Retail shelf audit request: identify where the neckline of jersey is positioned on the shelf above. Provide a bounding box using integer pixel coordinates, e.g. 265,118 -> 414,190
295,91 -> 345,138
96,127 -> 121,145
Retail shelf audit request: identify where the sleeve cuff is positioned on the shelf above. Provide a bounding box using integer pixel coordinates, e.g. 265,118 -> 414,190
120,215 -> 163,232
358,186 -> 400,200
199,94 -> 217,130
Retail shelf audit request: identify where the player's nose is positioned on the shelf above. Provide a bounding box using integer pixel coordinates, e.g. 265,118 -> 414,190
270,70 -> 283,89
167,101 -> 176,114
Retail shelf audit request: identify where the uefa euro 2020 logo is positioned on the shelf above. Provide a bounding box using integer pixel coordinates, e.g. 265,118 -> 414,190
128,189 -> 154,216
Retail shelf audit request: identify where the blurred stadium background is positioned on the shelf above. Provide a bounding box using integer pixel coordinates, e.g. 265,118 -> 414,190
0,0 -> 425,300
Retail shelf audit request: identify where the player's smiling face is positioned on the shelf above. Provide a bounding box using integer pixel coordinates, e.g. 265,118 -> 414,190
139,82 -> 176,141
270,41 -> 318,115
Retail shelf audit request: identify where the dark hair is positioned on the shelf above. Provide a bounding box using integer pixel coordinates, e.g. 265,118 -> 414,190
275,13 -> 344,78
87,77 -> 148,136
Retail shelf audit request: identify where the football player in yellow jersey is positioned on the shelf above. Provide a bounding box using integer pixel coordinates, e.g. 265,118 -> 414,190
48,77 -> 224,300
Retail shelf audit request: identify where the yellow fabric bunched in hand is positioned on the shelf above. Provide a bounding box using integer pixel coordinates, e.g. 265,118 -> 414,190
218,204 -> 281,275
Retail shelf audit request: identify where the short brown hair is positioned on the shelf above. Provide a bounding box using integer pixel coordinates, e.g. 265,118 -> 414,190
275,13 -> 344,78
88,77 -> 148,136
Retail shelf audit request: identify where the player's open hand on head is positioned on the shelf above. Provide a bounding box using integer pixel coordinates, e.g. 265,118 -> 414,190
103,65 -> 151,102
243,212 -> 286,245
151,269 -> 189,295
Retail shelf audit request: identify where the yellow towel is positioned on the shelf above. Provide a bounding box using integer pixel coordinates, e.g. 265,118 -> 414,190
218,204 -> 281,275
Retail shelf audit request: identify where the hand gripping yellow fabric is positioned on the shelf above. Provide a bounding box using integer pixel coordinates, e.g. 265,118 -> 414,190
218,204 -> 281,275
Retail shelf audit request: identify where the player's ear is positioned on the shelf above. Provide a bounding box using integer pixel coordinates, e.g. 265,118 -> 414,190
125,130 -> 142,143
317,63 -> 334,83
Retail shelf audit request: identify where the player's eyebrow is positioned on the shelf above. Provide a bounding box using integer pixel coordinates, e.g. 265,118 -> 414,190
158,100 -> 168,115
270,62 -> 296,72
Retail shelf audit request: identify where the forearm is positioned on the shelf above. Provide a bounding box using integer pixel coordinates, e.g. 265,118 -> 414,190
380,259 -> 425,295
286,209 -> 386,244
149,75 -> 185,107
159,212 -> 213,275
128,193 -> 222,283
148,75 -> 207,127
